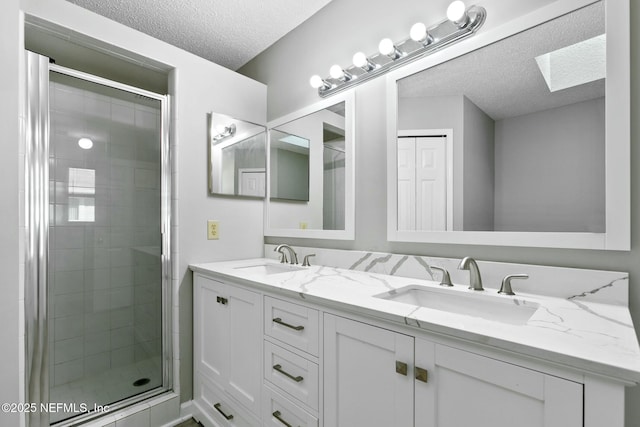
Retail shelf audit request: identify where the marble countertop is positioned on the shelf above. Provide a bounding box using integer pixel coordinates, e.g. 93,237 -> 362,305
190,258 -> 640,384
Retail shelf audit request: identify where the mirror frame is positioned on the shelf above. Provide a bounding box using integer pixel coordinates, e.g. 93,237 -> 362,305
265,91 -> 355,240
386,0 -> 629,250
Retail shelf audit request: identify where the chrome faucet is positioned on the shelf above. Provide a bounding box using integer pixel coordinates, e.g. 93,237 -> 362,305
458,257 -> 484,291
274,244 -> 299,265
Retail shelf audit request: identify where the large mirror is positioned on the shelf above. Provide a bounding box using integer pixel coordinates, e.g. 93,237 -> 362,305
387,0 -> 629,250
265,92 -> 354,240
208,112 -> 266,198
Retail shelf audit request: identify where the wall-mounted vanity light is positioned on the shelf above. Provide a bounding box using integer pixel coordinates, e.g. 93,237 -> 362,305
310,1 -> 486,98
77,137 -> 93,150
211,123 -> 236,142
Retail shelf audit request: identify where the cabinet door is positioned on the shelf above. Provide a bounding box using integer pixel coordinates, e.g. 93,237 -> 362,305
225,284 -> 261,415
415,340 -> 583,427
195,276 -> 229,387
324,314 -> 413,427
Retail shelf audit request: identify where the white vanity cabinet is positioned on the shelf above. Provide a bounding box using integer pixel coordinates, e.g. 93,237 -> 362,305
193,274 -> 262,425
263,296 -> 320,427
191,264 -> 630,427
324,314 -> 583,427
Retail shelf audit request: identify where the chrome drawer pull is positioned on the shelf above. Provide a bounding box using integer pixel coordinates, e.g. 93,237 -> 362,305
273,317 -> 304,331
273,410 -> 294,427
273,364 -> 304,382
213,402 -> 234,420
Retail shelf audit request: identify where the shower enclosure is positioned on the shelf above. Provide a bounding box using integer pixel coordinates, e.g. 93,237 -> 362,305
25,51 -> 172,426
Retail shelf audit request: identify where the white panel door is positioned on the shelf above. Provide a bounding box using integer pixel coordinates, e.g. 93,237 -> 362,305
397,138 -> 416,230
416,136 -> 447,231
416,340 -> 583,427
324,314 -> 414,427
225,284 -> 262,414
195,276 -> 228,387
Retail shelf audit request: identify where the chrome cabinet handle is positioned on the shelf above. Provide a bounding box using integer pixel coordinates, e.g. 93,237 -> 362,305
396,361 -> 408,376
415,366 -> 429,383
213,402 -> 234,420
273,364 -> 304,382
272,317 -> 304,331
216,296 -> 228,305
273,410 -> 294,427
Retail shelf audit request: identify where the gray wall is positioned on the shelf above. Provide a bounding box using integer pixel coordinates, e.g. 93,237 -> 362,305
0,0 -> 21,425
494,97 -> 605,232
462,96 -> 495,231
239,0 -> 640,424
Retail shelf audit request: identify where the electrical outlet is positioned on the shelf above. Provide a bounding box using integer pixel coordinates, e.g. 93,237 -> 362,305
299,222 -> 308,229
207,220 -> 219,240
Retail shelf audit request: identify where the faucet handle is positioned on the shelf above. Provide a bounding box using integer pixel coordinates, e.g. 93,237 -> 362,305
430,266 -> 453,287
498,274 -> 529,295
302,254 -> 316,267
277,252 -> 288,264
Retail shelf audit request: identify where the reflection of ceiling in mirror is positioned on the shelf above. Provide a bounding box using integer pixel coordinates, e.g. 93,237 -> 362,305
398,2 -> 604,120
326,102 -> 346,117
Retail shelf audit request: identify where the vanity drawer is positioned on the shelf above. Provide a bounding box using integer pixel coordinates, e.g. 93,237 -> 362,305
197,375 -> 260,427
263,384 -> 318,427
265,296 -> 319,356
264,340 -> 319,411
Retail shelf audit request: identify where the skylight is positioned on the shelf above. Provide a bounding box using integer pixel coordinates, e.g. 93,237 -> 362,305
535,34 -> 606,92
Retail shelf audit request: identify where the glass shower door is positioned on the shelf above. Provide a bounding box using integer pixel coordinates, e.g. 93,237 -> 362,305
46,69 -> 167,424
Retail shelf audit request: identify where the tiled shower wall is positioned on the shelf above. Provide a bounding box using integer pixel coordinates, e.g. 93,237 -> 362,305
48,78 -> 162,389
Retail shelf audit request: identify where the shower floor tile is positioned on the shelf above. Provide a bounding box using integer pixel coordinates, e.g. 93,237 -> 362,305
49,356 -> 162,424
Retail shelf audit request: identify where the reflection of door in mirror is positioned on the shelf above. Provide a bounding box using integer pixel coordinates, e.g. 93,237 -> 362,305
238,168 -> 266,197
396,2 -> 605,233
208,112 -> 267,198
398,133 -> 450,231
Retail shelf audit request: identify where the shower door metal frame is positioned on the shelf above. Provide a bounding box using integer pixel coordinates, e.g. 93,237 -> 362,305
25,51 -> 173,426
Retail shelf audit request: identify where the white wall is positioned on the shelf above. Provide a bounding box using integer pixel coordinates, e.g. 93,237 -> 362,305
0,0 -> 22,425
8,0 -> 267,421
239,1 -> 640,425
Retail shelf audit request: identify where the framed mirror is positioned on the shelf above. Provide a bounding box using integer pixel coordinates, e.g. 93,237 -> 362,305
265,92 -> 355,240
386,0 -> 629,250
208,112 -> 267,198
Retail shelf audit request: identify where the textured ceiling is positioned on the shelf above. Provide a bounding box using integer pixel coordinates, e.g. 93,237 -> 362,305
398,2 -> 604,120
64,0 -> 333,70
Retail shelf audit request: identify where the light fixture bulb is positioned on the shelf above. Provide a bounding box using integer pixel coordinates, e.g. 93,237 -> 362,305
410,23 -> 427,42
378,38 -> 395,56
447,1 -> 468,27
78,137 -> 93,150
352,52 -> 368,68
329,65 -> 345,80
310,74 -> 325,89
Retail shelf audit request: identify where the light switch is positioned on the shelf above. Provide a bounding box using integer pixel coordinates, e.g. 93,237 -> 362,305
207,220 -> 219,240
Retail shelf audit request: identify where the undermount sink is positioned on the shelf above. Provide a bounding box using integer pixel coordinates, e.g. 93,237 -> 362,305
375,285 -> 539,325
234,263 -> 305,275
